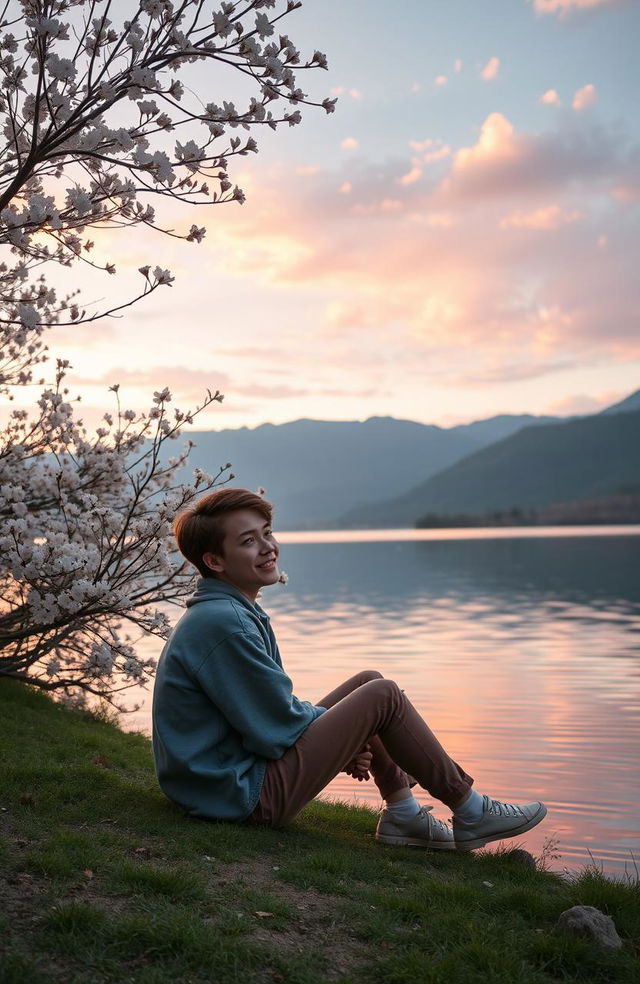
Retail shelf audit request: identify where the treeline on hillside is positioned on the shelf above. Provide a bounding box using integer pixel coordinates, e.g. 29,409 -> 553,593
416,492 -> 640,529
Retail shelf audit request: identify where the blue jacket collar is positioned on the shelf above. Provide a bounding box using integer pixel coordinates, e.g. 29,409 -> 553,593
187,577 -> 268,617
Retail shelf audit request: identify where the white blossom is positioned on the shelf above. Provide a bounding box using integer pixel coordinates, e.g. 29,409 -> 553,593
45,53 -> 77,82
138,100 -> 160,117
0,0 -> 332,706
255,12 -> 274,39
66,187 -> 93,215
18,303 -> 39,329
213,12 -> 233,36
141,0 -> 167,19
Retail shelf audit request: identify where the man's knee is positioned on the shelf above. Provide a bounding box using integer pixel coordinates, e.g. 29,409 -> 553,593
362,676 -> 403,704
359,669 -> 384,684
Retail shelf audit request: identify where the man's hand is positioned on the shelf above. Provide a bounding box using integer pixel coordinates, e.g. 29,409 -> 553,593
342,744 -> 373,782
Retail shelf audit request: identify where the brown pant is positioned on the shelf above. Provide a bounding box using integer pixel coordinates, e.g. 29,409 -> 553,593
250,670 -> 473,827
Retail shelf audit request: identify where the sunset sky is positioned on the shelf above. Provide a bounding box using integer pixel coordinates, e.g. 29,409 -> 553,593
39,0 -> 640,431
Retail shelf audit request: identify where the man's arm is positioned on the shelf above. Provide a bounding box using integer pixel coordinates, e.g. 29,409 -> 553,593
193,629 -> 324,759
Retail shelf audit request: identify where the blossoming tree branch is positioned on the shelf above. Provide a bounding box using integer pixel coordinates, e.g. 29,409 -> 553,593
0,0 -> 333,703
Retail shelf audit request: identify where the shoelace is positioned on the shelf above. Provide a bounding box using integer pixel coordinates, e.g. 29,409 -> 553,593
486,798 -> 525,818
418,805 -> 452,836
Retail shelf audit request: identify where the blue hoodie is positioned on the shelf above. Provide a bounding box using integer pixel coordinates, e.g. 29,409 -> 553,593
152,578 -> 325,820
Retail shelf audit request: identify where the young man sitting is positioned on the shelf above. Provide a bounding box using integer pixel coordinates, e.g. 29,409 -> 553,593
152,488 -> 547,851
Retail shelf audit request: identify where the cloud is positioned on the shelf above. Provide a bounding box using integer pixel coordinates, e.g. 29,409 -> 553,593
397,165 -> 423,186
437,112 -> 621,202
339,181 -> 352,194
449,114 -> 519,173
47,320 -> 117,348
424,145 -> 451,164
540,89 -> 561,105
330,87 -> 363,101
441,358 -> 579,387
454,59 -> 463,73
499,204 -> 582,229
534,0 -> 618,14
351,197 -> 403,216
196,114 -> 640,384
573,83 -> 597,110
480,57 -> 500,81
71,366 -> 308,403
548,390 -> 625,415
434,75 -> 448,87
341,137 -> 359,150
409,138 -> 451,164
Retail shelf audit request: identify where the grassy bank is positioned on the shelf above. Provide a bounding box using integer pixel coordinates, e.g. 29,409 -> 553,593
1,679 -> 638,984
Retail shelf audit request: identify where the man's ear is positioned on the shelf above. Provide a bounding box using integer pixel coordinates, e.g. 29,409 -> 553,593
202,551 -> 225,574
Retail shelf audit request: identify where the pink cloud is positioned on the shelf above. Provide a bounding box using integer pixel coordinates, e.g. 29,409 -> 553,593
441,358 -> 578,387
341,137 -> 359,150
196,117 -> 640,380
450,113 -> 520,171
424,145 -> 451,164
534,0 -> 617,13
573,84 -> 597,110
409,139 -> 451,164
480,57 -> 500,81
351,197 -> 404,216
72,366 -> 308,403
499,204 -> 583,229
549,390 -> 625,415
540,89 -> 561,105
397,165 -> 423,186
437,113 -> 621,202
331,86 -> 364,101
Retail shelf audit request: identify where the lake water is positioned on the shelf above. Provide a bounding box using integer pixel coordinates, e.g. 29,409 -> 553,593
126,527 -> 640,876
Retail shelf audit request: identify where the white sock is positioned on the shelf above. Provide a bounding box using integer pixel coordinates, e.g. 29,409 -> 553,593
384,794 -> 421,821
453,788 -> 484,824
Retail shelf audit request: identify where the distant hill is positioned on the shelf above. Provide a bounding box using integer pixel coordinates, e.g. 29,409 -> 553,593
600,388 -> 640,415
170,389 -> 638,529
179,412 -> 568,528
450,413 -> 558,447
333,409 -> 640,528
177,417 -> 477,528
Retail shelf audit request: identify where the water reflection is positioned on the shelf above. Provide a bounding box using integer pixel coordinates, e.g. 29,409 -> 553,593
127,531 -> 640,875
273,532 -> 640,611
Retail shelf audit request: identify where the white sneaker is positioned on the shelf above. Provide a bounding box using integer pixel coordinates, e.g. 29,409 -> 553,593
376,805 -> 456,850
453,795 -> 547,851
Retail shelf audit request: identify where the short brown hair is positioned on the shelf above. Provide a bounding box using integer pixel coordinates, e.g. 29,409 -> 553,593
174,487 -> 273,578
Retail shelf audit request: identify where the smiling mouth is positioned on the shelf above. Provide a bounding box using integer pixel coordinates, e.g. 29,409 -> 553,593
257,558 -> 277,570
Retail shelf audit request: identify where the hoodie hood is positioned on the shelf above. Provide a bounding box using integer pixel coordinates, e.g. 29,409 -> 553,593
186,577 -> 264,615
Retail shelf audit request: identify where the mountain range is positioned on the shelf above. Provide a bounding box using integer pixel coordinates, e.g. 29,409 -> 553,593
339,405 -> 640,528
177,389 -> 640,529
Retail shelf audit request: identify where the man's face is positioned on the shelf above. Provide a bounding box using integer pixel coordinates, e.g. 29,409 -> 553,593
202,508 -> 280,601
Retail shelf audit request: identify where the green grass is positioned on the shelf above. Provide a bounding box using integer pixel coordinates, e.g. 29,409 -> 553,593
0,679 -> 638,984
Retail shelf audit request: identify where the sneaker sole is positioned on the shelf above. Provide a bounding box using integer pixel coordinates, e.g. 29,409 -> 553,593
375,833 -> 456,851
454,804 -> 548,851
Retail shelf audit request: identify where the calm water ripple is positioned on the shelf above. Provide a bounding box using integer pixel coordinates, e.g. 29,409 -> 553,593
126,528 -> 640,876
